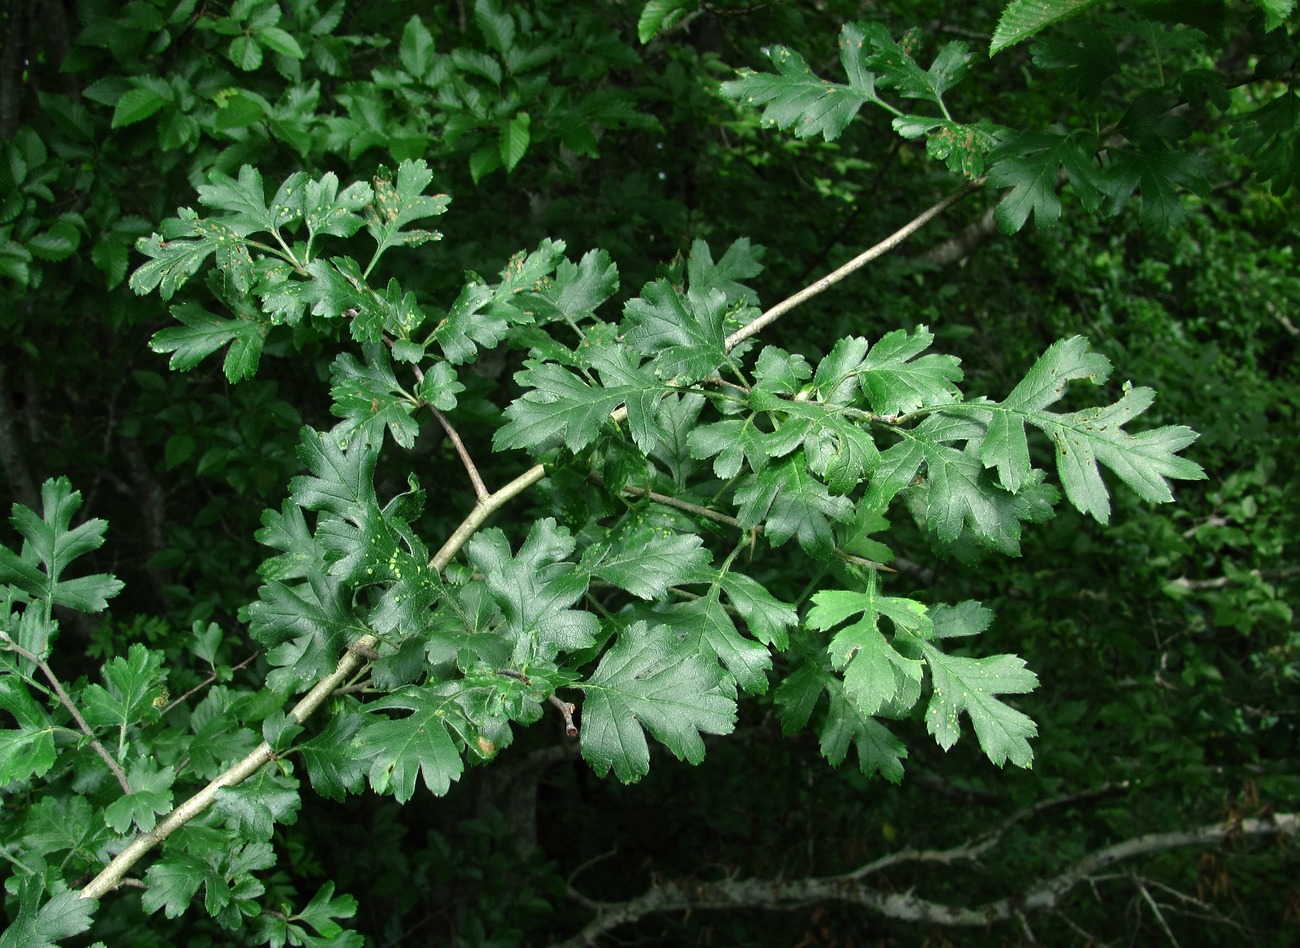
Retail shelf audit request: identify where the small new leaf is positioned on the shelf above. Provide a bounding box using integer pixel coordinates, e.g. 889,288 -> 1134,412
416,361 -> 465,412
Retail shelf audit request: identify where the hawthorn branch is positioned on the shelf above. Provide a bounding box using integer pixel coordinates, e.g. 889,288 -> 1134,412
82,464 -> 547,896
592,476 -> 894,572
500,669 -> 579,737
552,813 -> 1299,947
845,782 -> 1127,880
430,406 -> 490,502
79,633 -> 379,900
1135,876 -> 1181,947
391,337 -> 489,502
429,463 -> 548,570
725,179 -> 985,350
589,474 -> 739,529
78,181 -> 979,903
548,695 -> 579,737
1166,566 -> 1300,591
919,204 -> 998,267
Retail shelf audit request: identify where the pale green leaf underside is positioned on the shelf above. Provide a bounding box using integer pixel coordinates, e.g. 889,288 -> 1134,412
922,642 -> 1038,767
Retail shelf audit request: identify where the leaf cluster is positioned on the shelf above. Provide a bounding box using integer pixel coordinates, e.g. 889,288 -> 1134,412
723,10 -> 1297,232
0,0 -> 1254,942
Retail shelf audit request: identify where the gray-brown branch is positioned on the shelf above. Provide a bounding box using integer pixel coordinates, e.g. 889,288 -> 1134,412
551,813 -> 1298,947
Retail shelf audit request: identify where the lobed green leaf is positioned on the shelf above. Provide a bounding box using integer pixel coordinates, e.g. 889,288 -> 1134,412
991,0 -> 1107,56
365,160 -> 449,264
465,519 -> 599,665
579,622 -> 736,783
922,643 -> 1039,767
359,687 -> 467,801
0,477 -> 123,611
149,302 -> 266,383
972,336 -> 1206,522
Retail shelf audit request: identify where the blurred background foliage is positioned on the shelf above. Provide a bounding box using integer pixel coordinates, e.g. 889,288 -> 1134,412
1,0 -> 1296,943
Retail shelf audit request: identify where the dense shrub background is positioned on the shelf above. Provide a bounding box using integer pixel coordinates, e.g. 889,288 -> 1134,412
1,1 -> 1296,944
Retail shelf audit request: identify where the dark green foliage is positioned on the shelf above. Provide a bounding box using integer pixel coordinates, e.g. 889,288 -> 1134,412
1,1 -> 1296,945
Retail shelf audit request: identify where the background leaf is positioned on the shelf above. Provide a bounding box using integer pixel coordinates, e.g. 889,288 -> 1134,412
992,0 -> 1108,56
